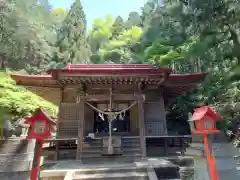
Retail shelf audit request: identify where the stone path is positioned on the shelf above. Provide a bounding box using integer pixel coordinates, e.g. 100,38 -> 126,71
40,158 -> 182,180
187,142 -> 240,180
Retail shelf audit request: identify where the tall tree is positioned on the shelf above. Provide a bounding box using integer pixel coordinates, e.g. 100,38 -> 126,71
111,16 -> 125,38
53,0 -> 91,67
0,0 -> 56,73
125,12 -> 141,29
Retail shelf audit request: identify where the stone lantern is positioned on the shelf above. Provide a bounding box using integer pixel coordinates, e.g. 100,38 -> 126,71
191,106 -> 221,135
24,108 -> 56,180
191,106 -> 222,180
25,108 -> 56,141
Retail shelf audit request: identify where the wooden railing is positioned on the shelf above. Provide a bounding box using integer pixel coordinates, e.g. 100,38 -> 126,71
146,135 -> 192,157
43,135 -> 193,160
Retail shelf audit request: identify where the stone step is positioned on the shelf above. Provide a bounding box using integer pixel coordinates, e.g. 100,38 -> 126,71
83,144 -> 140,150
166,157 -> 194,167
123,151 -> 141,156
82,153 -> 141,158
122,148 -> 140,152
83,139 -> 102,142
81,154 -> 104,158
74,167 -> 146,175
234,155 -> 240,164
83,142 -> 102,147
82,148 -> 102,153
83,144 -> 140,148
83,143 -> 140,150
154,165 -> 180,179
122,139 -> 140,143
122,144 -> 140,148
82,154 -> 103,158
81,156 -> 141,164
82,149 -> 141,158
179,167 -> 194,179
83,145 -> 102,149
122,137 -> 140,140
83,139 -> 102,143
73,172 -> 149,180
122,143 -> 140,148
82,149 -> 140,155
122,137 -> 140,141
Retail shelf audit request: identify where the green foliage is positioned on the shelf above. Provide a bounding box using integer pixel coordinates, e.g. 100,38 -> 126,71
0,0 -> 58,73
0,72 -> 57,126
112,16 -> 125,38
53,0 -> 92,65
1,0 -> 240,134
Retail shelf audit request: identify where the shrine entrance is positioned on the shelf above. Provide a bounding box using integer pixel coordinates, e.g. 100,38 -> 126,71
93,110 -> 131,134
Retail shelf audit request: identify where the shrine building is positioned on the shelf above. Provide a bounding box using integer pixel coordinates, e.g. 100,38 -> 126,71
11,64 -> 206,161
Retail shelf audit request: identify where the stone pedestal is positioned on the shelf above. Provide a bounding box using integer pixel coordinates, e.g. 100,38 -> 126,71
0,138 -> 36,180
187,133 -> 239,180
102,136 -> 122,155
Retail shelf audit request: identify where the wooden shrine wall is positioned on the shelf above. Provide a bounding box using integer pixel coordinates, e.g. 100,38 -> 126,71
57,89 -> 95,137
57,103 -> 80,137
144,90 -> 167,136
84,103 -> 94,135
62,89 -> 76,103
57,87 -> 167,137
130,104 -> 139,135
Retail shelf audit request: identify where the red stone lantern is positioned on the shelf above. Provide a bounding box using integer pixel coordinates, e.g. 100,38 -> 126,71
191,106 -> 222,134
25,108 -> 56,141
25,108 -> 56,180
191,106 -> 222,180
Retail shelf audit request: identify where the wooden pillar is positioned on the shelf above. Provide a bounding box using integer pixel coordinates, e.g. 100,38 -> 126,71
138,96 -> 146,159
54,87 -> 64,161
54,141 -> 59,161
76,97 -> 85,160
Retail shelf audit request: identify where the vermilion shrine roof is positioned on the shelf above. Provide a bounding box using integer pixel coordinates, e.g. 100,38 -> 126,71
10,64 -> 207,105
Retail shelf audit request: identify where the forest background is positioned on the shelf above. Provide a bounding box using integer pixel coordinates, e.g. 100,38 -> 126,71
0,0 -> 239,134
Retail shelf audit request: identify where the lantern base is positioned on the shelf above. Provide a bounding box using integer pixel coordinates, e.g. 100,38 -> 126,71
193,129 -> 220,134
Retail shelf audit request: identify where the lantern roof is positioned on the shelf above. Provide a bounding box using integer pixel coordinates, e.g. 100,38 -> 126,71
192,106 -> 222,121
24,108 -> 56,125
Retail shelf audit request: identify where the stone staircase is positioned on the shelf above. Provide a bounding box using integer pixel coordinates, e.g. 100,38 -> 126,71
82,138 -> 103,159
82,136 -> 141,163
72,167 -> 149,180
122,136 -> 141,159
166,157 -> 194,180
234,155 -> 240,175
40,158 -> 184,180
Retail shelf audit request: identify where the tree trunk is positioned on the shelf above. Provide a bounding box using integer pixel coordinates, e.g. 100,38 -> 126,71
0,54 -> 6,70
230,29 -> 240,65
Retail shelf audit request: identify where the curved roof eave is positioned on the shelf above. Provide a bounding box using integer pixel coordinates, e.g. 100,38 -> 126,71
47,64 -> 173,73
10,68 -> 207,106
47,64 -> 172,78
165,73 -> 207,85
10,74 -> 61,105
163,73 -> 207,104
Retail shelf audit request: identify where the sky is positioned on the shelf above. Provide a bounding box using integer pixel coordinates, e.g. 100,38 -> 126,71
50,0 -> 145,28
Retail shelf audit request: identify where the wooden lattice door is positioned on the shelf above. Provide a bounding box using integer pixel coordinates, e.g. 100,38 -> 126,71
57,103 -> 81,137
